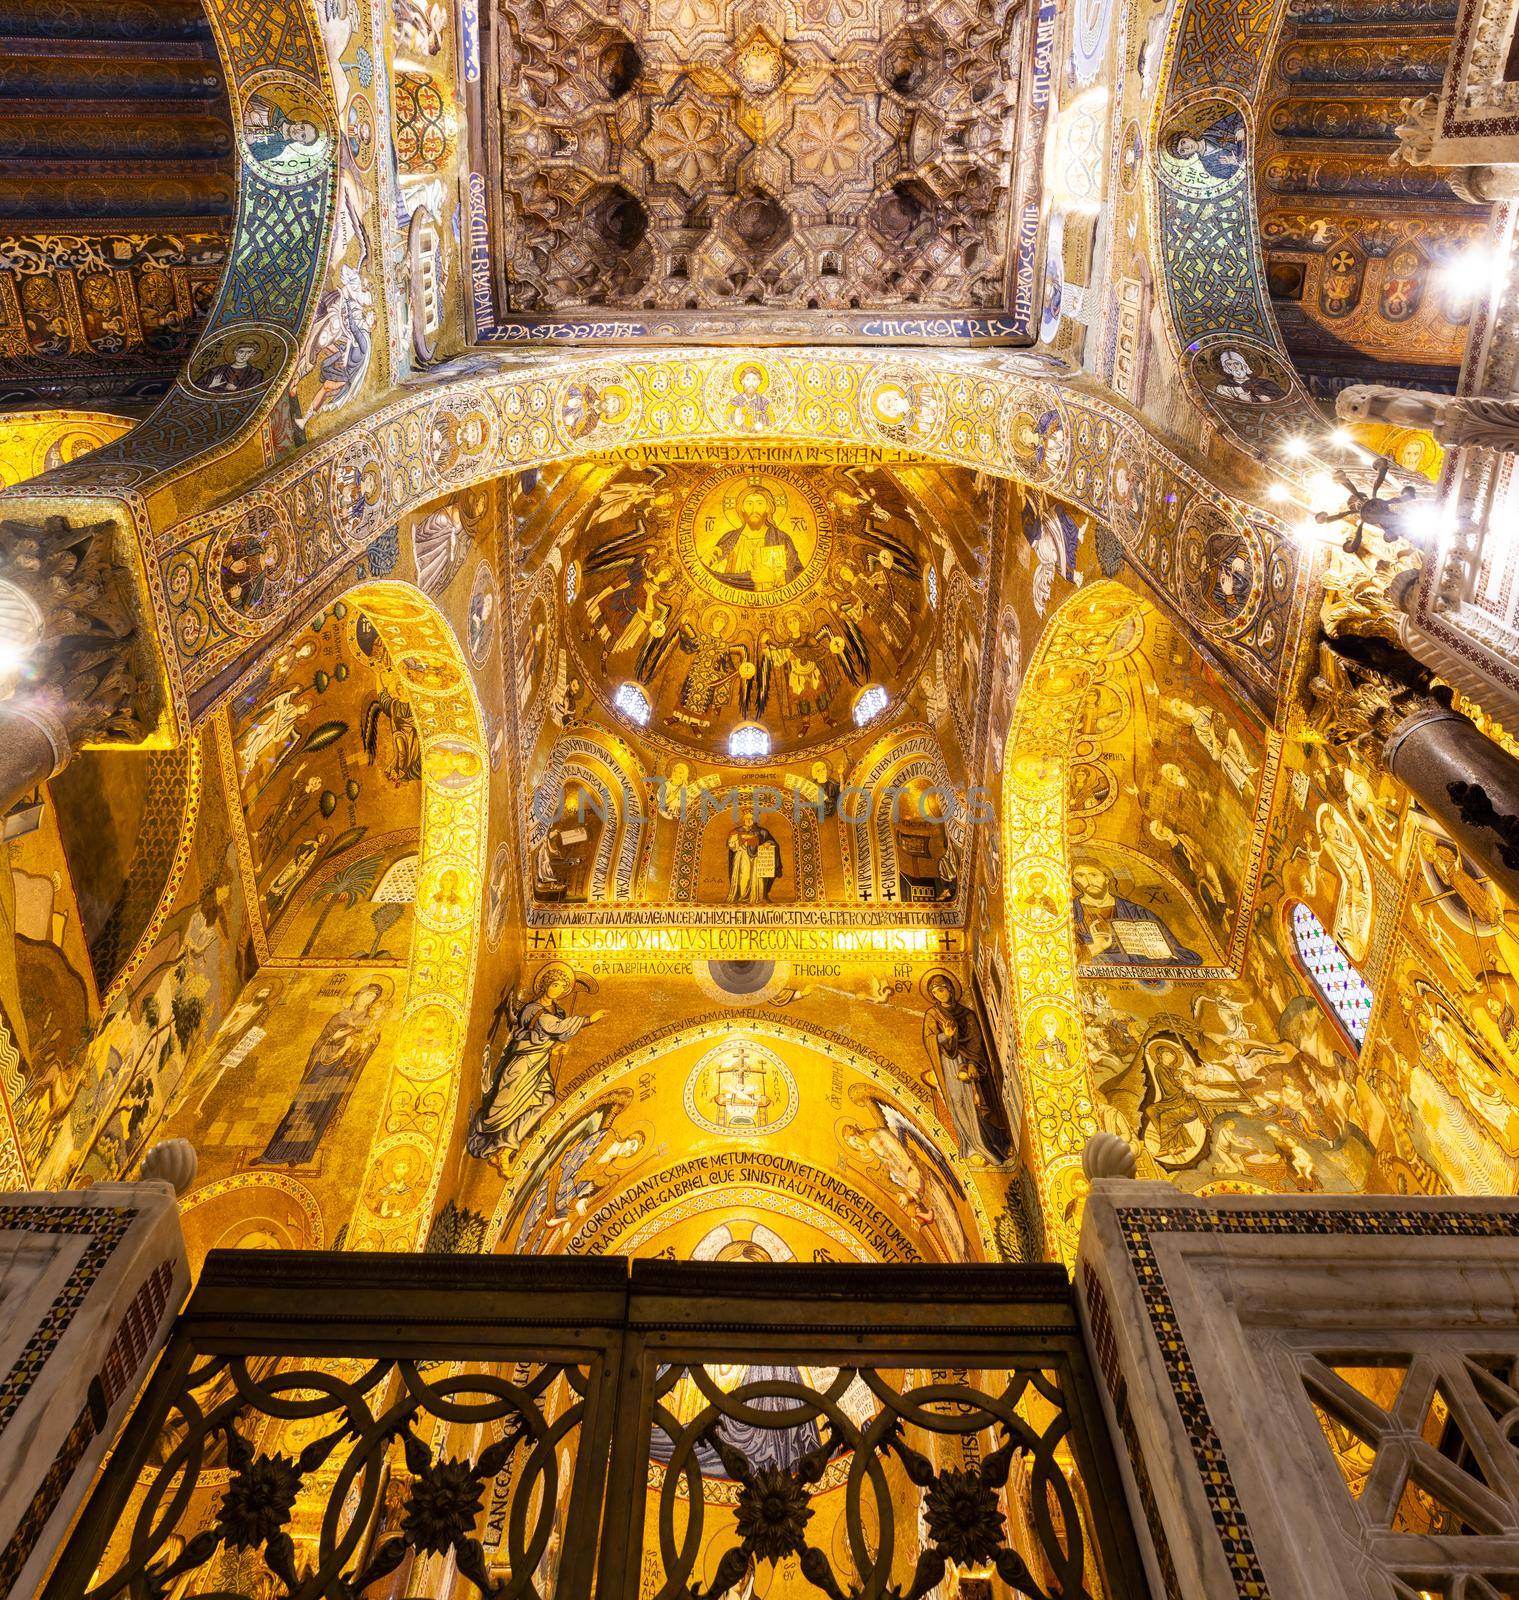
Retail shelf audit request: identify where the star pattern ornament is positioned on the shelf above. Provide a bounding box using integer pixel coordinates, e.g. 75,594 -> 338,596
493,0 -> 1025,314
644,92 -> 739,195
782,84 -> 884,189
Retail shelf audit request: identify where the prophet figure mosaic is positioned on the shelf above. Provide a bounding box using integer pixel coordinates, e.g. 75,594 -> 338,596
467,963 -> 605,1171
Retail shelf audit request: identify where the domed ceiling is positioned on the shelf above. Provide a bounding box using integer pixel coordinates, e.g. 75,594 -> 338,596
539,456 -> 942,760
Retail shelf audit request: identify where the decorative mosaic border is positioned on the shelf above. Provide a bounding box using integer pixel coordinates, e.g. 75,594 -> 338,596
97,740 -> 204,1015
0,1204 -> 136,1430
1081,1259 -> 1185,1600
0,1203 -> 165,1596
1148,0 -> 1316,461
1112,1205 -> 1519,1600
1441,0 -> 1519,139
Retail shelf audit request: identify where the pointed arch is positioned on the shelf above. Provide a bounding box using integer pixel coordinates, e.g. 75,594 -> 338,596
6,347 -> 1300,746
530,729 -> 649,903
845,725 -> 961,904
330,581 -> 489,1251
670,785 -> 823,903
485,1012 -> 999,1264
1001,581 -> 1149,1264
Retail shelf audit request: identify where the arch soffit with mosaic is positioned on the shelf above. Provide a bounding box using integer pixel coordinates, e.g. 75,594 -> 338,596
48,350 -> 1313,746
1145,0 -> 1314,456
296,580 -> 488,1251
26,0 -> 342,504
1001,578 -> 1287,1267
1001,582 -> 1172,1265
844,726 -> 962,903
530,730 -> 649,904
486,1010 -> 1000,1260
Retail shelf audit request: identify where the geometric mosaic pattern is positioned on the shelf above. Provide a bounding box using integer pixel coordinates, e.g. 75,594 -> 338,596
0,1204 -> 143,1596
0,1204 -> 135,1432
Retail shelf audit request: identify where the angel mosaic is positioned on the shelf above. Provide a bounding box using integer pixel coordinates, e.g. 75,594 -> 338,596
466,964 -> 605,1172
561,461 -> 930,757
290,263 -> 375,440
841,1091 -> 970,1261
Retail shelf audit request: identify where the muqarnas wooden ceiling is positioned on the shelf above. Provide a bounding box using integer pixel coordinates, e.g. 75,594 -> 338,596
478,0 -> 1043,337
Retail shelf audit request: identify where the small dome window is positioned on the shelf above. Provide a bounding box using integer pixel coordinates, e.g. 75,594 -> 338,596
853,684 -> 890,727
728,722 -> 771,760
612,681 -> 650,726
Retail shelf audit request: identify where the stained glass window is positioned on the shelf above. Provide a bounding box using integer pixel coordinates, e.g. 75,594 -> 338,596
1290,901 -> 1374,1047
612,681 -> 650,726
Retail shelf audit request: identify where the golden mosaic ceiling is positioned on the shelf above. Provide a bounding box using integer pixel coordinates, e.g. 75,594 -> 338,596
528,454 -> 949,760
485,0 -> 1031,320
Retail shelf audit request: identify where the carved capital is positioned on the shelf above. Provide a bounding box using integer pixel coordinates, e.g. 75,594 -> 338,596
1433,395 -> 1519,453
1391,94 -> 1440,167
1320,523 -> 1422,649
1305,638 -> 1441,764
1446,164 -> 1519,204
0,512 -> 152,809
1335,385 -> 1519,454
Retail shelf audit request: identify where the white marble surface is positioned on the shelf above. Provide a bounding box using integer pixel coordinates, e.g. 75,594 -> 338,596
1077,1183 -> 1519,1600
0,1181 -> 187,1600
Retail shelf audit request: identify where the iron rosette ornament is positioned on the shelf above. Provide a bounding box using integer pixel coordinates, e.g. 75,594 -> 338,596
83,1353 -> 592,1600
652,1362 -> 1092,1599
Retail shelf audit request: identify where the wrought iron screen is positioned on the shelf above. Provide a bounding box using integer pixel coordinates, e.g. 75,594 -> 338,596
44,1253 -> 1144,1600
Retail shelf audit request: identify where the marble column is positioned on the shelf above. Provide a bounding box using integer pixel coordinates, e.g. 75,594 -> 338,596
0,516 -> 152,814
1385,703 -> 1519,902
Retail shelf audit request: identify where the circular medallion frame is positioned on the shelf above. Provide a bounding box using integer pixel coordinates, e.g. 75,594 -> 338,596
237,70 -> 335,189
682,1039 -> 799,1139
675,465 -> 833,608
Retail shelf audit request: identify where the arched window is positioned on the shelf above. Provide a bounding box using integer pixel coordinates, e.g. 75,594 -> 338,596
727,722 -> 771,760
612,681 -> 650,727
853,684 -> 890,727
1290,901 -> 1374,1047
